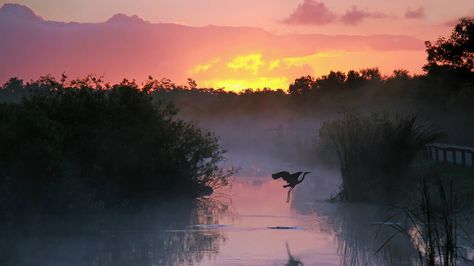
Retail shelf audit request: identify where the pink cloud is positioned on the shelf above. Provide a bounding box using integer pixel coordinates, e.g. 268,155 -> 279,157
404,7 -> 424,19
341,6 -> 386,25
283,0 -> 336,25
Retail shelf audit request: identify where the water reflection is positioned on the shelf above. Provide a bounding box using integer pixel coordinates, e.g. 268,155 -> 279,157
3,173 -> 469,265
291,196 -> 418,265
286,242 -> 304,266
0,197 -> 230,266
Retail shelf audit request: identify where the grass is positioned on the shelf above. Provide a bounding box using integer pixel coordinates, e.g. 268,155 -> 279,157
318,111 -> 441,202
376,177 -> 474,265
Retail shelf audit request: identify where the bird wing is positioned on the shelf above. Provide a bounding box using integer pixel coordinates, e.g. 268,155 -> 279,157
272,171 -> 290,180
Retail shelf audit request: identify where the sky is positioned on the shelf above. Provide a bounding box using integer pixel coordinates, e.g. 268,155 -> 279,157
1,0 -> 471,37
1,0 -> 473,90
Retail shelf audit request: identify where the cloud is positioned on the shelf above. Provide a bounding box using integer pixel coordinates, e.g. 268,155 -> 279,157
341,6 -> 387,25
227,54 -> 264,74
189,59 -> 220,74
283,0 -> 336,25
404,7 -> 424,19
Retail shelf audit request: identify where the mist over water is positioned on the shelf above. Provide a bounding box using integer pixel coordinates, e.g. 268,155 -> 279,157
0,114 -> 429,266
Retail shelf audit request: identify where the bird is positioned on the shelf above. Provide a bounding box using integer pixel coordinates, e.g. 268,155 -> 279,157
272,171 -> 311,203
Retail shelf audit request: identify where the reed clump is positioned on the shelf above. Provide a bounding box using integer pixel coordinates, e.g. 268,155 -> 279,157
376,177 -> 473,266
319,112 -> 441,202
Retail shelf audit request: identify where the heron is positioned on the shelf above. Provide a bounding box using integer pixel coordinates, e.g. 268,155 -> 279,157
272,171 -> 311,203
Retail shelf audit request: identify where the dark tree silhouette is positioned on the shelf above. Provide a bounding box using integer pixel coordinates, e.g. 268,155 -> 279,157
0,77 -> 230,213
316,71 -> 346,92
424,18 -> 474,73
288,75 -> 314,96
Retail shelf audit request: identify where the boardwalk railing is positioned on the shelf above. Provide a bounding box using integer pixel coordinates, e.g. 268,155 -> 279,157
424,143 -> 474,167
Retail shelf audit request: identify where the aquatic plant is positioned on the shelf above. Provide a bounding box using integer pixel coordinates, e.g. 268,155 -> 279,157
376,177 -> 474,265
319,111 -> 441,202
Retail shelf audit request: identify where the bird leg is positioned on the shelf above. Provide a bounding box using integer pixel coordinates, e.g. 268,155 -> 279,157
286,187 -> 293,203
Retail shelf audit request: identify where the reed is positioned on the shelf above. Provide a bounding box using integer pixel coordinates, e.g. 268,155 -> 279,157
375,177 -> 473,265
319,112 -> 441,202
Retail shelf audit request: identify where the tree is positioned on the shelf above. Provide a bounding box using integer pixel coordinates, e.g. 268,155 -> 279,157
391,69 -> 410,80
360,68 -> 382,81
288,75 -> 314,96
316,71 -> 346,91
345,70 -> 365,89
424,18 -> 474,73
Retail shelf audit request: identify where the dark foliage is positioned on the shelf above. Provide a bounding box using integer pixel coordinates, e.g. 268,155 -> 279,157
424,18 -> 474,73
377,178 -> 473,265
423,18 -> 474,93
318,112 -> 441,202
0,77 -> 228,213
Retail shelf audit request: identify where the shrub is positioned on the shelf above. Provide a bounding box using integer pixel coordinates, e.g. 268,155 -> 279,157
0,78 -> 229,212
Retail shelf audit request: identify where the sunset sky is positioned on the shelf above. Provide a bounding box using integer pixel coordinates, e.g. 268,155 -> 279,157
1,0 -> 473,91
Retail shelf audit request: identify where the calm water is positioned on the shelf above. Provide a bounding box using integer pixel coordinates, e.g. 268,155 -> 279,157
2,165 -> 473,265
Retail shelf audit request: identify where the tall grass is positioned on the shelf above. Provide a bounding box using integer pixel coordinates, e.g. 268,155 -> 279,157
376,177 -> 473,266
319,112 -> 441,202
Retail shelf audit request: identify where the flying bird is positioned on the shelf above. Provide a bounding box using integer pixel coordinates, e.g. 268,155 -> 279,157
272,171 -> 311,203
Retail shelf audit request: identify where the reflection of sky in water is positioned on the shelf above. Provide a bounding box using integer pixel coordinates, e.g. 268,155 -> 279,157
197,176 -> 340,266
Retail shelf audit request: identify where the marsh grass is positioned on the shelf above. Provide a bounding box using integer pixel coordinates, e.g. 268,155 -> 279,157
319,112 -> 441,202
376,177 -> 474,266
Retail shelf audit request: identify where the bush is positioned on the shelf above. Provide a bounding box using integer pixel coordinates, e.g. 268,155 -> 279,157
0,78 -> 229,213
319,112 -> 441,202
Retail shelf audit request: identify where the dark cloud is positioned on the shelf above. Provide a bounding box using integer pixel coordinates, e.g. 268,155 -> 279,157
404,7 -> 424,19
341,6 -> 387,25
283,0 -> 336,25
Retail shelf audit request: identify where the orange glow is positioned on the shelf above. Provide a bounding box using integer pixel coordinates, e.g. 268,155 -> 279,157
188,50 -> 426,91
202,77 -> 289,92
227,53 -> 264,74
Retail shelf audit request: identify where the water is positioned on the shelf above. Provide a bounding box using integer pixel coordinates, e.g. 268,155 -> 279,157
2,166 -> 473,265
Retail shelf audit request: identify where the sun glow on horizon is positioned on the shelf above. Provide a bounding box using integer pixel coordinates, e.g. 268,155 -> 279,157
188,50 -> 426,91
201,77 -> 289,92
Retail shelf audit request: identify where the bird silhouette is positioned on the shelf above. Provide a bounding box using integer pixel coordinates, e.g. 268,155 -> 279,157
272,171 -> 311,202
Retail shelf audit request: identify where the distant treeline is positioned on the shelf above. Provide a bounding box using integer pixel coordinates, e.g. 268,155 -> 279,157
0,79 -> 231,215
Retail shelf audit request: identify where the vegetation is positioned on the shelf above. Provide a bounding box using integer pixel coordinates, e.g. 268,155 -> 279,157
318,112 -> 441,202
424,18 -> 474,74
0,77 -> 231,215
376,177 -> 474,265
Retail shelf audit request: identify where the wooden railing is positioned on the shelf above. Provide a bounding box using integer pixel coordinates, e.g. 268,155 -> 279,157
424,143 -> 474,167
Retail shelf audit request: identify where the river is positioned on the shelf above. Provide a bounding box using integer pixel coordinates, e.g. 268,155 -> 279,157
2,158 -> 473,265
